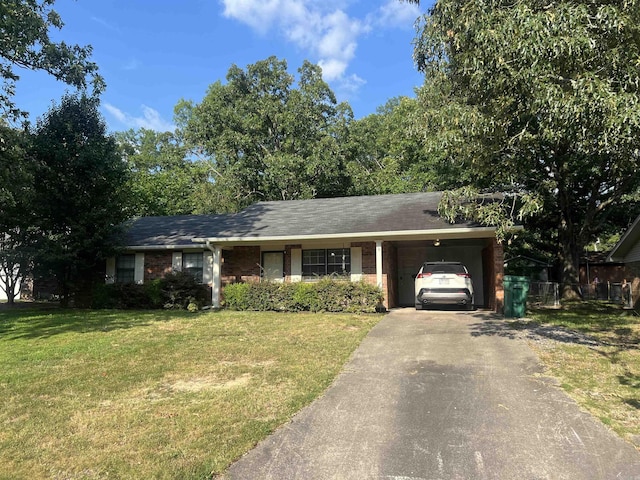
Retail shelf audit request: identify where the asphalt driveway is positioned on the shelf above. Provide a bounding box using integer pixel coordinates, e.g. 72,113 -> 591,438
225,309 -> 640,479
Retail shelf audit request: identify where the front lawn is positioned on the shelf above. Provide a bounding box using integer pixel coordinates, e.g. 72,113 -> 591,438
526,302 -> 640,447
0,307 -> 380,479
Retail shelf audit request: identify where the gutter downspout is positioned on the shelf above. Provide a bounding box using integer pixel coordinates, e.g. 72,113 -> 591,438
206,241 -> 221,309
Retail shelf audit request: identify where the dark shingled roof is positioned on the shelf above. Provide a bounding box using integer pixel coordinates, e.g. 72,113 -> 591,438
124,192 -> 481,246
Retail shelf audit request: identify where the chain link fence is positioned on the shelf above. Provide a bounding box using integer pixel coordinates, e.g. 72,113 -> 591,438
528,282 -> 560,308
527,281 -> 634,308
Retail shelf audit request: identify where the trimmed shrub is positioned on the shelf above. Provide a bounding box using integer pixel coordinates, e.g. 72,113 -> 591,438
223,279 -> 383,313
223,282 -> 251,310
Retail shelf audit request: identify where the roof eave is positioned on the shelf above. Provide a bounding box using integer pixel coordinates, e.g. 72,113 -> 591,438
193,226 -> 505,246
122,244 -> 205,251
607,214 -> 640,262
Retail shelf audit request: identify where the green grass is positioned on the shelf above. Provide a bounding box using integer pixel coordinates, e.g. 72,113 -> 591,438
526,301 -> 640,447
0,307 -> 381,479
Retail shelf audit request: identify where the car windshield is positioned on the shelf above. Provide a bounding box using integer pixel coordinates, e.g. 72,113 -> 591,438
423,263 -> 465,274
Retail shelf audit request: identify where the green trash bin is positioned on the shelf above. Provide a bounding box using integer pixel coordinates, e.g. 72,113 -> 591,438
504,275 -> 530,318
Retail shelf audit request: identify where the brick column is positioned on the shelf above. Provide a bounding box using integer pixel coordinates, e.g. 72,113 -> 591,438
494,239 -> 505,313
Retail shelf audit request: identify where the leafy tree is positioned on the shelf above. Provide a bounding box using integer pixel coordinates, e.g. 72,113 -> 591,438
0,123 -> 35,305
30,94 -> 129,306
409,0 -> 640,294
176,57 -> 353,212
0,0 -> 103,119
346,94 -> 470,196
115,128 -> 213,217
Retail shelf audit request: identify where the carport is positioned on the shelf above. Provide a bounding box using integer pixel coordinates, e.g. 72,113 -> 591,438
383,235 -> 502,311
394,238 -> 496,308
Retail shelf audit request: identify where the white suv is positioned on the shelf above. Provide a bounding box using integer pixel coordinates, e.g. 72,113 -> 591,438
415,261 -> 474,310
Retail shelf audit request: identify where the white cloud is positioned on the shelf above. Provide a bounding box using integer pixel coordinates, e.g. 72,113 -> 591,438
334,73 -> 367,101
103,103 -> 175,132
220,0 -> 420,92
91,16 -> 120,33
375,0 -> 421,28
221,0 -> 367,83
122,58 -> 140,71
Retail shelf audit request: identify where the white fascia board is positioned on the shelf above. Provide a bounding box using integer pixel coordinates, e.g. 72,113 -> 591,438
192,226 -> 503,245
121,244 -> 205,251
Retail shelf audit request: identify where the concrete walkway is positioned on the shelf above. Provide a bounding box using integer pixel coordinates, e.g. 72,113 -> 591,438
225,309 -> 640,479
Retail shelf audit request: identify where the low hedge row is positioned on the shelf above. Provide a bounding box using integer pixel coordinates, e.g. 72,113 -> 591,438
93,272 -> 209,310
223,279 -> 384,313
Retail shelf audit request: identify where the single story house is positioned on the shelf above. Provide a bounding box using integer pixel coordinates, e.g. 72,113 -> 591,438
107,192 -> 506,311
607,213 -> 640,306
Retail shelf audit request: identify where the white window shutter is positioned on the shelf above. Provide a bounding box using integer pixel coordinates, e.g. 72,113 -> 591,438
291,248 -> 302,282
134,253 -> 145,285
106,257 -> 115,284
350,247 -> 362,281
203,251 -> 213,284
172,252 -> 183,272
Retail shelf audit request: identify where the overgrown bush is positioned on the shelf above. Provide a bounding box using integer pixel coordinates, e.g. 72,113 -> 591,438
223,279 -> 383,313
92,271 -> 208,310
159,271 -> 209,310
92,282 -> 161,309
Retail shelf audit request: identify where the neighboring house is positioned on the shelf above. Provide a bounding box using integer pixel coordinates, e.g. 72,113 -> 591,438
504,255 -> 552,281
107,192 -> 507,311
607,214 -> 640,306
579,251 -> 626,285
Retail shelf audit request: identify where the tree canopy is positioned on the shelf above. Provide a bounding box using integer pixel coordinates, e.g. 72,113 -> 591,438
115,128 -> 213,217
0,0 -> 103,119
176,57 -> 353,212
30,94 -> 129,306
410,0 -> 640,290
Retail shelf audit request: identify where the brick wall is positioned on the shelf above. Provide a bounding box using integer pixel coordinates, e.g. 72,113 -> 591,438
481,239 -> 504,312
221,246 -> 261,283
579,264 -> 627,284
352,241 -> 376,274
144,252 -> 173,282
493,240 -> 505,313
383,242 -> 397,309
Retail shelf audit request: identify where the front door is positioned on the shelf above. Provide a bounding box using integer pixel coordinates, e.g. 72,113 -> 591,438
262,252 -> 284,282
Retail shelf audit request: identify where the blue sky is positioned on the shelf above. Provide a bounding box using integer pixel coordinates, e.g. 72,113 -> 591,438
13,0 -> 429,132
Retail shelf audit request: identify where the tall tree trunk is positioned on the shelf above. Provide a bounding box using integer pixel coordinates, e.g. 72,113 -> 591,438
557,157 -> 581,299
558,224 -> 581,299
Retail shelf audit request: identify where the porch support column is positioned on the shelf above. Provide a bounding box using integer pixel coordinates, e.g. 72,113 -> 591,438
375,240 -> 383,289
207,242 -> 222,309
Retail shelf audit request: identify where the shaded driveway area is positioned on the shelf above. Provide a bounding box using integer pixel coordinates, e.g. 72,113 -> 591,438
225,309 -> 640,479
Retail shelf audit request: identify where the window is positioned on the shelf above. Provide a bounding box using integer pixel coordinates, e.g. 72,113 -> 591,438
116,254 -> 135,284
327,248 -> 351,275
302,248 -> 350,277
183,252 -> 203,282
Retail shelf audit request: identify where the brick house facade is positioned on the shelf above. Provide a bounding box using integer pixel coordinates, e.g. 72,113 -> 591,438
107,193 -> 508,312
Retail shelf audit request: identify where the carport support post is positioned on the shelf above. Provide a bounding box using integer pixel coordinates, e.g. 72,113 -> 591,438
207,242 -> 222,309
376,241 -> 383,289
